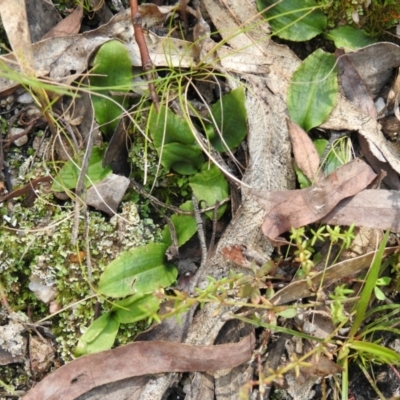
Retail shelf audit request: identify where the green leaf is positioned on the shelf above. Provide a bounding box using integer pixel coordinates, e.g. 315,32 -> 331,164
207,87 -> 247,152
98,243 -> 178,298
276,308 -> 297,318
159,143 -> 205,175
149,105 -> 194,147
287,49 -> 338,131
374,286 -> 386,301
148,105 -> 204,175
257,0 -> 326,41
75,312 -> 120,356
51,146 -> 112,191
113,293 -> 160,323
325,26 -> 377,50
294,164 -> 312,188
189,164 -> 229,219
90,40 -> 132,136
161,201 -> 197,247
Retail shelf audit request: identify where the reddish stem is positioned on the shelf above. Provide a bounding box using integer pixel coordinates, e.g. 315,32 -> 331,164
130,0 -> 159,111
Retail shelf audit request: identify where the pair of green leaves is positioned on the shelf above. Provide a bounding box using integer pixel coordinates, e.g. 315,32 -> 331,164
257,0 -> 376,49
77,199 -> 202,356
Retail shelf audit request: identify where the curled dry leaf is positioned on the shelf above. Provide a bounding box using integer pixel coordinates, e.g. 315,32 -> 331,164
270,247 -> 399,306
253,158 -> 376,239
22,333 -> 255,400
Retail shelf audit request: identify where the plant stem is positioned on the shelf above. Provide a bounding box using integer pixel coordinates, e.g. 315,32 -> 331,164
129,0 -> 159,111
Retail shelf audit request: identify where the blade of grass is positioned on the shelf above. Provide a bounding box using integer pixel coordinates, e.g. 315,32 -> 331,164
349,229 -> 390,339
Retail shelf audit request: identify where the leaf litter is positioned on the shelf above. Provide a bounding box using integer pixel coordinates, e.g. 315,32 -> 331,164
1,1 -> 400,399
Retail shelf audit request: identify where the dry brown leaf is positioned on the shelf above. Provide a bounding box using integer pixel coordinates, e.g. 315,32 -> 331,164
345,43 -> 400,98
41,7 -> 83,40
253,159 -> 376,239
321,189 -> 400,232
336,48 -> 377,119
358,134 -> 400,189
270,247 -> 399,305
0,0 -> 34,76
302,354 -> 342,378
23,334 -> 255,400
287,119 -> 322,182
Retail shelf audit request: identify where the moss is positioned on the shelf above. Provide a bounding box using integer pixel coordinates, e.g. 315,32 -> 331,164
317,0 -> 400,36
0,193 -> 162,361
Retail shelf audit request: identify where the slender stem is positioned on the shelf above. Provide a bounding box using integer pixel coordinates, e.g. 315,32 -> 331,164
129,0 -> 159,110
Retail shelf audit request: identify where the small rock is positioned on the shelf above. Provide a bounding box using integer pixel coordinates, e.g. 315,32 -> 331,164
17,92 -> 34,104
9,127 -> 28,147
85,174 -> 130,215
29,276 -> 57,304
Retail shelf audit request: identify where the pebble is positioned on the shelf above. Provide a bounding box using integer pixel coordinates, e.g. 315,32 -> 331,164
9,127 -> 28,147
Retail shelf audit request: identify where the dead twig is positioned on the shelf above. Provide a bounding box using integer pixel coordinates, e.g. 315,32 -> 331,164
130,0 -> 159,110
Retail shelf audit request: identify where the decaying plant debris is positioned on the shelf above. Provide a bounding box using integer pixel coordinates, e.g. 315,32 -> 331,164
1,0 -> 400,399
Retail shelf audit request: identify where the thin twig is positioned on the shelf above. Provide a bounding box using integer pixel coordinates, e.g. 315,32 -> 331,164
130,0 -> 159,110
192,195 -> 207,267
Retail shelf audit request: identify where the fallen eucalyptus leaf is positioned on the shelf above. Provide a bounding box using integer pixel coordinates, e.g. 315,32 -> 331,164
321,189 -> 400,232
253,158 -> 376,239
23,333 -> 255,400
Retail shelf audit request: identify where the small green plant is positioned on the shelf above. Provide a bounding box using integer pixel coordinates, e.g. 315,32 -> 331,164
289,224 -> 355,277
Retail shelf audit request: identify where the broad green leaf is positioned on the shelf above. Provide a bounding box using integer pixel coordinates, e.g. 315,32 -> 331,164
113,293 -> 160,323
52,146 -> 112,191
288,49 -> 338,131
149,105 -> 194,147
325,26 -> 377,50
189,164 -> 229,219
90,40 -> 132,136
98,242 -> 177,298
161,201 -> 197,247
149,105 -> 204,174
257,0 -> 326,41
75,312 -> 119,356
158,143 -> 204,175
207,87 -> 247,152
